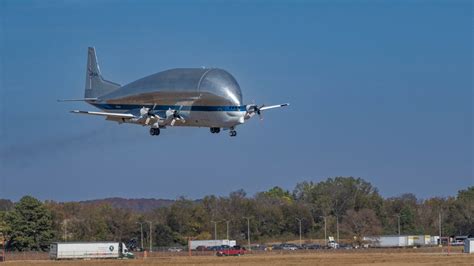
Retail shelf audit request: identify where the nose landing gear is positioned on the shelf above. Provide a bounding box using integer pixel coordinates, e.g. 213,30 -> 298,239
229,130 -> 237,137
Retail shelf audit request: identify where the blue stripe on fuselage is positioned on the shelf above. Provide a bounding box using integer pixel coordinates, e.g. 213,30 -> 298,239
91,103 -> 247,112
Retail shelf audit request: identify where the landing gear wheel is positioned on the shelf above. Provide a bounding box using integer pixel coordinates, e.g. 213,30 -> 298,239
149,127 -> 160,136
229,130 -> 237,137
210,127 -> 221,134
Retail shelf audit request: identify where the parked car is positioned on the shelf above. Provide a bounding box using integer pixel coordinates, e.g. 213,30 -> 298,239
305,244 -> 322,250
168,247 -> 183,252
210,245 -> 231,251
196,245 -> 208,251
338,243 -> 352,249
281,243 -> 299,250
216,246 -> 246,256
451,241 -> 465,246
272,244 -> 283,250
250,244 -> 267,251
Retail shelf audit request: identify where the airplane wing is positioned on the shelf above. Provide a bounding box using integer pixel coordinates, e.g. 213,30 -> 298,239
245,103 -> 289,120
70,110 -> 136,119
259,103 -> 290,111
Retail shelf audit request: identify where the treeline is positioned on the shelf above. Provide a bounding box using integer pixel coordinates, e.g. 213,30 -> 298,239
0,177 -> 472,251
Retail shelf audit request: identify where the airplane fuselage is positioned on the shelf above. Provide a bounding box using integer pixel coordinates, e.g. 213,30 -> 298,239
89,101 -> 247,128
87,67 -> 248,129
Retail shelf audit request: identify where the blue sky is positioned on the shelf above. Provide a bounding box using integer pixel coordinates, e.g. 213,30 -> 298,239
0,0 -> 472,201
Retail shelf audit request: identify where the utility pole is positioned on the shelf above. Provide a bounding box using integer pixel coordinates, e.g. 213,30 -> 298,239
438,212 -> 442,244
211,220 -> 218,240
136,222 -> 144,250
147,221 -> 152,252
336,216 -> 339,243
320,216 -> 327,246
397,215 -> 401,236
225,220 -> 230,240
1,233 -> 5,262
2,236 -> 4,262
296,218 -> 303,246
243,217 -> 251,251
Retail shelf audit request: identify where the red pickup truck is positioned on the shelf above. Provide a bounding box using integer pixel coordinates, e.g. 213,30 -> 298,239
216,246 -> 246,256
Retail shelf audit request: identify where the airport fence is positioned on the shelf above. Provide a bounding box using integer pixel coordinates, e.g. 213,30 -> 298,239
0,246 -> 464,261
1,251 -> 49,261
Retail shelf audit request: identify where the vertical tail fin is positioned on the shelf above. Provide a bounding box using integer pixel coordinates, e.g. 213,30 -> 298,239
85,47 -> 120,98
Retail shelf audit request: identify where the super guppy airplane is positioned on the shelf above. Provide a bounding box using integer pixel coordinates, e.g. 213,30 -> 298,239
62,47 -> 289,137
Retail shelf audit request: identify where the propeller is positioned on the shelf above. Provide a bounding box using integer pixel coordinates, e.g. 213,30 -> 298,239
140,104 -> 157,125
246,104 -> 265,120
166,107 -> 185,126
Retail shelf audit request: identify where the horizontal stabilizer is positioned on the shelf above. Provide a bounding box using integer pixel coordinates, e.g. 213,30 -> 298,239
70,110 -> 135,119
57,98 -> 98,102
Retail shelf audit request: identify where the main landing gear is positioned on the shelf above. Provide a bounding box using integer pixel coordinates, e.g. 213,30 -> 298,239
210,127 -> 221,134
210,127 -> 236,137
149,127 -> 160,136
229,128 -> 237,137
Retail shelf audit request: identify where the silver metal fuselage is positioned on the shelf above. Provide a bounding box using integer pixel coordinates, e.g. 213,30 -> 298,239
89,68 -> 247,128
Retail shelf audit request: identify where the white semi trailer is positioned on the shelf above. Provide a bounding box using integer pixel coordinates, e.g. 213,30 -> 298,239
190,240 -> 236,250
364,236 -> 408,247
363,235 -> 433,248
49,242 -> 134,260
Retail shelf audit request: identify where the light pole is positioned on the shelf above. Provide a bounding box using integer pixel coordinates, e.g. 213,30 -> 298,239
243,217 -> 251,251
211,220 -> 218,240
146,221 -> 152,252
320,216 -> 327,246
296,218 -> 303,246
336,216 -> 339,243
136,222 -> 144,250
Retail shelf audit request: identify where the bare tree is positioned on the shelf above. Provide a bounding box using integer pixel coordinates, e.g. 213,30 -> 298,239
341,209 -> 382,246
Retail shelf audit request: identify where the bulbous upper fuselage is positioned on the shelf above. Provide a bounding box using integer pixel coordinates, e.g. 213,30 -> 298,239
101,68 -> 243,107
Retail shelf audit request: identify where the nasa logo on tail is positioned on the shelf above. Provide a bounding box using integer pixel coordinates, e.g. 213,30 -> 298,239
88,67 -> 98,77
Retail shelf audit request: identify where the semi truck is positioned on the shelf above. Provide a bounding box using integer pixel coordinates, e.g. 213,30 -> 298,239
49,242 -> 134,260
327,236 -> 339,249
